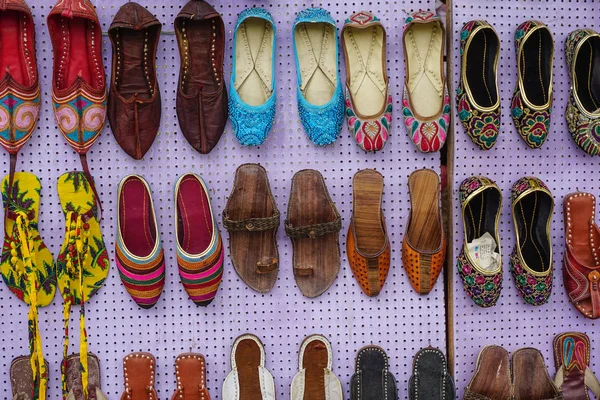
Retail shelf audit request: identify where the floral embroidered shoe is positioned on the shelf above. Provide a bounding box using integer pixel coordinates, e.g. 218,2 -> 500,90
457,20 -> 501,150
56,171 -> 109,399
342,11 -> 391,152
175,173 -> 224,306
511,21 -> 554,149
402,10 -> 450,153
0,0 -> 41,191
458,176 -> 503,308
1,172 -> 55,399
293,8 -> 344,146
48,0 -> 107,212
565,29 -> 600,156
229,8 -> 276,146
116,175 -> 165,309
510,177 -> 554,306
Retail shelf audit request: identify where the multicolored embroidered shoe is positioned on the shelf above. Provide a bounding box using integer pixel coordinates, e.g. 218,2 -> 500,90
56,171 -> 109,400
341,11 -> 392,152
48,0 -> 107,212
510,21 -> 554,149
457,20 -> 501,150
1,172 -> 55,399
229,8 -> 276,146
457,176 -> 503,308
175,173 -> 224,306
293,8 -> 344,146
116,175 -> 165,309
565,29 -> 600,156
0,0 -> 41,192
510,177 -> 554,306
402,10 -> 450,153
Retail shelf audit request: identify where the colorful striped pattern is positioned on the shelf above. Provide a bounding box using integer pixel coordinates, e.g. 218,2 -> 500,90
116,239 -> 165,309
177,221 -> 224,306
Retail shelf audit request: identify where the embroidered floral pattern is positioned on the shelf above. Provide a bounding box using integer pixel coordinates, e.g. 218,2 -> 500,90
403,10 -> 438,29
346,89 -> 392,152
403,86 -> 450,153
510,176 -> 549,203
0,89 -> 40,154
565,29 -> 600,156
510,251 -> 552,306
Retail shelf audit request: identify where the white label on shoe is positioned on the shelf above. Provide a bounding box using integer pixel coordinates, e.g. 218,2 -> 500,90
468,232 -> 500,272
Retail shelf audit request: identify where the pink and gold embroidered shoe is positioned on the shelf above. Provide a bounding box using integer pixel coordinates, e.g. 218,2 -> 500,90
402,10 -> 450,153
342,11 -> 392,152
48,0 -> 106,210
0,0 -> 41,192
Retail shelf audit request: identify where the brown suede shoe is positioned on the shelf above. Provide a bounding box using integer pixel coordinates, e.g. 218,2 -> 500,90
175,0 -> 227,154
107,2 -> 162,160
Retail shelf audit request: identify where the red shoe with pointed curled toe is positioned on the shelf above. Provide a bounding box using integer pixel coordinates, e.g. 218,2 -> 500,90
47,0 -> 106,211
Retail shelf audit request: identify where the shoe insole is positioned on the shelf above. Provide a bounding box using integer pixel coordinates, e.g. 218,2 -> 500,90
181,18 -> 220,96
469,346 -> 511,400
404,22 -> 443,118
0,11 -> 28,85
465,28 -> 499,108
412,349 -> 449,400
226,164 -> 278,293
123,353 -> 156,400
302,339 -> 328,400
353,169 -> 386,255
235,18 -> 273,106
520,28 -> 552,107
407,169 -> 441,251
235,339 -> 263,400
287,170 -> 339,298
175,354 -> 206,400
120,177 -> 156,258
575,36 -> 600,113
343,25 -> 386,117
513,348 -> 557,400
113,27 -> 158,100
177,175 -> 214,255
295,22 -> 336,106
515,191 -> 552,273
355,347 -> 387,400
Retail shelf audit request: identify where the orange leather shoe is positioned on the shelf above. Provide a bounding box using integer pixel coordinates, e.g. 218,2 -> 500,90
402,169 -> 446,295
347,169 -> 391,297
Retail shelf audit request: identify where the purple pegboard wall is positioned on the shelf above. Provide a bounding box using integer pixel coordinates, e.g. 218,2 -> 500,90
451,0 -> 600,397
0,1 -> 447,398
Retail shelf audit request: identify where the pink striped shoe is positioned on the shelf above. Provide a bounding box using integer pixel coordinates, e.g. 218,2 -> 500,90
175,173 -> 224,306
116,175 -> 165,308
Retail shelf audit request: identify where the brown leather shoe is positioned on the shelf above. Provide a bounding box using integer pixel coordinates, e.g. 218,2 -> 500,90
347,169 -> 391,297
175,0 -> 227,154
108,2 -> 162,160
402,169 -> 446,295
512,348 -> 562,400
463,346 -> 511,400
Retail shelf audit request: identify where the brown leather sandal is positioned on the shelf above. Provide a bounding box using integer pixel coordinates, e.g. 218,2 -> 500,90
553,332 -> 600,400
402,168 -> 446,295
10,356 -> 49,400
223,164 -> 280,293
463,345 -> 511,400
285,170 -> 341,298
65,353 -> 107,400
513,348 -> 562,400
171,353 -> 211,400
120,352 -> 159,400
347,169 -> 391,297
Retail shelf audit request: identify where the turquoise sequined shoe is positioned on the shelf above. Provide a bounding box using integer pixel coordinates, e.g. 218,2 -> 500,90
293,8 -> 344,146
229,8 -> 277,146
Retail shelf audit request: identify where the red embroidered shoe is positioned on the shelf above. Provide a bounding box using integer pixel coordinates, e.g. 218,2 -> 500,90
0,0 -> 41,194
48,0 -> 106,211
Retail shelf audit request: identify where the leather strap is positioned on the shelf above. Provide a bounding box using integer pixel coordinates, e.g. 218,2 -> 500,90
80,153 -> 103,222
294,266 -> 314,276
256,259 -> 278,274
556,365 -> 600,399
222,211 -> 280,232
284,216 -> 341,239
589,271 -> 600,318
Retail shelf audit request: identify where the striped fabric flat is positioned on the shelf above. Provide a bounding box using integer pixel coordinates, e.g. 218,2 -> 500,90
116,175 -> 165,309
175,173 -> 224,306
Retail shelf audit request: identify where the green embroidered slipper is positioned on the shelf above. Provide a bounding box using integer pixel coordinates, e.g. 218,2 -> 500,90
2,172 -> 55,400
56,171 -> 109,400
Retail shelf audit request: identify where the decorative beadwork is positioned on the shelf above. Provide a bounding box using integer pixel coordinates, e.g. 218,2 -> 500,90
509,250 -> 553,306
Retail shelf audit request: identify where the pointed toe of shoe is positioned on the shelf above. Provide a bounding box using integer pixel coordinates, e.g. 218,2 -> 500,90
229,94 -> 276,146
298,90 -> 344,146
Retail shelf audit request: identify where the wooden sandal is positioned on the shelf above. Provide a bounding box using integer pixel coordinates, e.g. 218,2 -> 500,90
463,345 -> 511,400
222,164 -> 280,293
285,169 -> 341,298
553,332 -> 600,399
402,168 -> 445,295
513,347 -> 561,400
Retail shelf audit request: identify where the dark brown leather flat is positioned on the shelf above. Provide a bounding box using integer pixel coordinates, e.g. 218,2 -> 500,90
223,164 -> 279,293
513,348 -> 562,400
108,2 -> 162,160
463,345 -> 511,400
285,170 -> 341,298
175,0 -> 227,154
